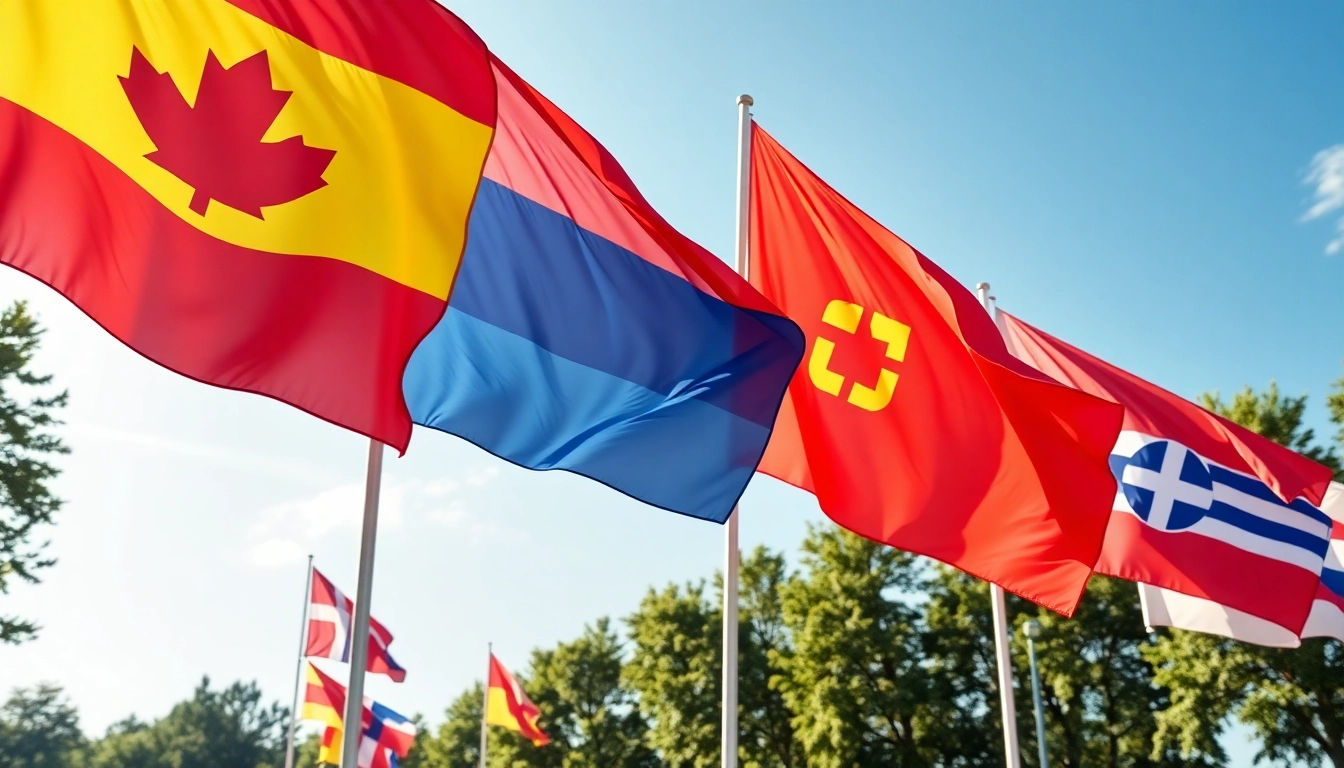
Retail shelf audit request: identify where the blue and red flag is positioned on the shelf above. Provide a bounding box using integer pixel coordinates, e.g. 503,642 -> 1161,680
999,311 -> 1336,632
403,57 -> 804,521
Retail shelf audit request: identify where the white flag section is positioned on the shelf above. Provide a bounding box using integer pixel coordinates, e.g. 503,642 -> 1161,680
1140,482 -> 1344,647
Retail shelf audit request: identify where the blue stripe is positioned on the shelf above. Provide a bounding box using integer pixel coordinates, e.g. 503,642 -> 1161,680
443,180 -> 803,429
405,309 -> 767,521
1322,568 -> 1344,597
1203,501 -> 1331,558
1209,465 -> 1333,526
404,179 -> 802,521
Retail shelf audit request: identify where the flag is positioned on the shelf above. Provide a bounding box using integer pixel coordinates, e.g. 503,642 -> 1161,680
301,662 -> 347,730
305,666 -> 416,768
1139,482 -> 1344,646
401,57 -> 805,522
358,701 -> 417,768
999,311 -> 1337,632
318,725 -> 341,766
746,122 -> 1125,616
486,654 -> 549,746
306,568 -> 406,682
0,0 -> 496,453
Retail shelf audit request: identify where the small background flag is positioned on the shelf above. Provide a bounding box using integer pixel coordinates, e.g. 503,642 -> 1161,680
307,567 -> 406,682
300,662 -> 346,731
486,654 -> 549,746
304,664 -> 416,768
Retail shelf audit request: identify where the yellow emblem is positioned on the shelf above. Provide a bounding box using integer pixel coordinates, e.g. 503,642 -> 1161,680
808,299 -> 911,412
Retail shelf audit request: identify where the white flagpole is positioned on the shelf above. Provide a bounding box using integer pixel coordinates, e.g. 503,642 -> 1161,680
976,282 -> 1022,768
339,439 -> 385,768
283,554 -> 315,768
479,643 -> 491,768
721,92 -> 753,768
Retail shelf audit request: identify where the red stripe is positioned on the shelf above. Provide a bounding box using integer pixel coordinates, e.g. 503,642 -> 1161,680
0,98 -> 443,452
222,0 -> 495,127
1096,513 -> 1318,632
486,58 -> 782,319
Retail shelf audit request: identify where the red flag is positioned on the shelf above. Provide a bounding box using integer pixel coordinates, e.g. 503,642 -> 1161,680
749,123 -> 1124,615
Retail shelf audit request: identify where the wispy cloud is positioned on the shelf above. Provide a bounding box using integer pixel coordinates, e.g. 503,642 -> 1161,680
245,466 -> 504,568
1303,144 -> 1344,255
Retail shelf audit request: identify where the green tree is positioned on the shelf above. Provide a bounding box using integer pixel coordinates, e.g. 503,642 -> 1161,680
87,678 -> 287,768
1014,577 -> 1214,768
1328,368 -> 1344,476
623,547 -> 799,768
921,568 -> 1012,767
624,580 -> 719,768
0,684 -> 85,767
1146,384 -> 1344,767
0,303 -> 69,644
736,547 -> 801,768
84,718 -> 165,768
773,524 -> 935,767
419,685 -> 483,768
489,620 -> 658,768
293,730 -> 328,768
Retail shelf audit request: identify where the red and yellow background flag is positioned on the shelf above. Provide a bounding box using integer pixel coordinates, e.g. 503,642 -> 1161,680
300,662 -> 346,730
486,653 -> 549,747
748,123 -> 1125,615
0,0 -> 497,451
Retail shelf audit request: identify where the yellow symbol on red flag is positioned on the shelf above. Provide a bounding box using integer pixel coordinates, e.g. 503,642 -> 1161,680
808,299 -> 912,412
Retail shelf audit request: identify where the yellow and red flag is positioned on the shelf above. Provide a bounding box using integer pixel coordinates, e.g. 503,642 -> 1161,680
486,654 -> 549,746
300,662 -> 346,730
0,0 -> 496,451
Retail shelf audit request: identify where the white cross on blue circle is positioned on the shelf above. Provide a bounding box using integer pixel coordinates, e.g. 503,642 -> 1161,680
1117,440 -> 1214,531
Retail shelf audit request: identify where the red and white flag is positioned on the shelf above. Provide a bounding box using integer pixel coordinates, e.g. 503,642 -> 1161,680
307,567 -> 406,682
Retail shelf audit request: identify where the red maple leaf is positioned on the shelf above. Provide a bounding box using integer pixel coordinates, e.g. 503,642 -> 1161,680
120,47 -> 336,218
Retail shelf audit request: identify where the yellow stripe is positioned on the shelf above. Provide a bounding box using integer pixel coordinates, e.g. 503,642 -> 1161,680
485,687 -> 522,731
301,701 -> 344,729
0,0 -> 492,299
318,727 -> 342,764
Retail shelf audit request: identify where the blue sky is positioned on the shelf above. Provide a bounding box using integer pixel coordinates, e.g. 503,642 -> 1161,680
1,2 -> 1341,766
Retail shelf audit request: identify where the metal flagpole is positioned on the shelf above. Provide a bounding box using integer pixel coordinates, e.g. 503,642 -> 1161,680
1022,620 -> 1049,768
976,282 -> 1022,768
283,554 -> 315,768
973,283 -> 1021,768
721,92 -> 753,768
339,439 -> 385,768
479,643 -> 492,768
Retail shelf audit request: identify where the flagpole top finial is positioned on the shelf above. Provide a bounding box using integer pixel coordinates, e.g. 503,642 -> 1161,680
738,94 -> 754,107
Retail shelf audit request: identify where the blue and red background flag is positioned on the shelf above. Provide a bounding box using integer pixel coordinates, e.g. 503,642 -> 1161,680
403,58 -> 804,522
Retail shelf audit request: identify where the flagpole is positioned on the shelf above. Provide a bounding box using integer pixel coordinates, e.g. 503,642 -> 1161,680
721,92 -> 753,768
283,554 -> 315,768
479,643 -> 491,768
976,282 -> 1022,768
339,439 -> 385,768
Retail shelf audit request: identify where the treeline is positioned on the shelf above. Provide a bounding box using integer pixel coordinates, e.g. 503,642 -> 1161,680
4,382 -> 1343,768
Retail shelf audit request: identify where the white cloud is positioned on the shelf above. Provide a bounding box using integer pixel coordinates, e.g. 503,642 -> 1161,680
1304,144 -> 1344,255
245,466 -> 504,567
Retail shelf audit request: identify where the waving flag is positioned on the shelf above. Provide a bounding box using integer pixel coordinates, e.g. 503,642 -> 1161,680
1140,483 -> 1344,646
999,311 -> 1336,632
747,123 -> 1124,615
306,567 -> 406,682
0,0 -> 496,452
403,58 -> 804,522
486,654 -> 549,746
303,664 -> 416,768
